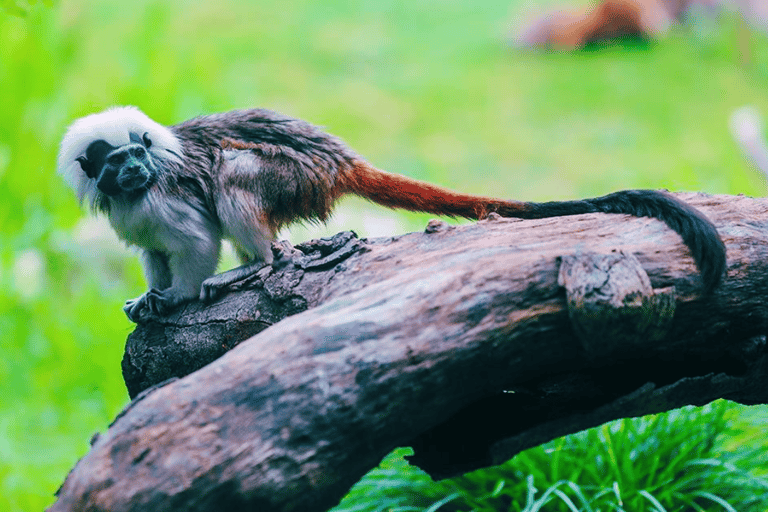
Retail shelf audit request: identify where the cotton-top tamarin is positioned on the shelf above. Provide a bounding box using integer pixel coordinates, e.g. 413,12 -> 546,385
58,107 -> 726,322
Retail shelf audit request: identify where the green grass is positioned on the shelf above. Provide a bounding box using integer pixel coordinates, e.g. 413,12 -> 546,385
335,402 -> 768,512
1,0 -> 768,510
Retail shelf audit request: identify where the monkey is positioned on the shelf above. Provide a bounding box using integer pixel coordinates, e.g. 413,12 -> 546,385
57,106 -> 726,322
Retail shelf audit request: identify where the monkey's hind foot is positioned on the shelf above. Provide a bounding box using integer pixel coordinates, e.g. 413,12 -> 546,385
200,261 -> 268,303
124,289 -> 188,323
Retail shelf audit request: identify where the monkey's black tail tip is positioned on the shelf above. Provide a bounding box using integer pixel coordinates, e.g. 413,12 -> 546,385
588,190 -> 726,293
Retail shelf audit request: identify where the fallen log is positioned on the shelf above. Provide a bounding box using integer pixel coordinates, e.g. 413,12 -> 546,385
51,193 -> 768,512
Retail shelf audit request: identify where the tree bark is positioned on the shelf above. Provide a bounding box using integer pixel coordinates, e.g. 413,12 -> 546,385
51,193 -> 768,512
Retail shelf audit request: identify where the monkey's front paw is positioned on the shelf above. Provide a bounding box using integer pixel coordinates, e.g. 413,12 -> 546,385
200,274 -> 231,303
123,290 -> 159,323
123,289 -> 183,323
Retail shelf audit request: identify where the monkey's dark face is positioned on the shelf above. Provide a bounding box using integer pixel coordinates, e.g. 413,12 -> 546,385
76,132 -> 157,197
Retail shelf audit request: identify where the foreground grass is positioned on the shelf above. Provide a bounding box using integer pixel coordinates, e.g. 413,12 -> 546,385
1,0 -> 768,510
336,402 -> 768,512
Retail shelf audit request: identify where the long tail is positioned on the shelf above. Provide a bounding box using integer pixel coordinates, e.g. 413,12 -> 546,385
521,191 -> 727,292
339,162 -> 726,292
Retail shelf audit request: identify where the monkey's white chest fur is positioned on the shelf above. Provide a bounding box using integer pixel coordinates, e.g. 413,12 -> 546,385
107,188 -> 217,254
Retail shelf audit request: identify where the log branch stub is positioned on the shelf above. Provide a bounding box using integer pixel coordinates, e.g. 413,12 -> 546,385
558,251 -> 676,353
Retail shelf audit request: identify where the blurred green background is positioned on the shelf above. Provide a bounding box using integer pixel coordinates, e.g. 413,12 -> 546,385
2,0 -> 768,510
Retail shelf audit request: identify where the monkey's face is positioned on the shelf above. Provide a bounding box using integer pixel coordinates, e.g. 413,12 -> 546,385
76,132 -> 157,197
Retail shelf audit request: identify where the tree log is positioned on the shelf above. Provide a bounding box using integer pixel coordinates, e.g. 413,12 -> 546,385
51,193 -> 768,512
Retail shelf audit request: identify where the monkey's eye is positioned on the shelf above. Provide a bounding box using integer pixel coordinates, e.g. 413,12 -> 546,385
142,132 -> 152,148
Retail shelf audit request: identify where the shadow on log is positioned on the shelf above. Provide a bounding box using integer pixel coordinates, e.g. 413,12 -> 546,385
51,193 -> 768,512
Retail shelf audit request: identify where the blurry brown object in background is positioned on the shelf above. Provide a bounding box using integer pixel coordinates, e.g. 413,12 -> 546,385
516,0 -> 715,50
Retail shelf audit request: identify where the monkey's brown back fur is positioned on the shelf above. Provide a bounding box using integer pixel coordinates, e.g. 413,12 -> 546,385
219,137 -> 527,225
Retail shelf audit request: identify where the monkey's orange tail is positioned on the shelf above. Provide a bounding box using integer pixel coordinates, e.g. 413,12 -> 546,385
339,161 -> 529,219
339,161 -> 726,292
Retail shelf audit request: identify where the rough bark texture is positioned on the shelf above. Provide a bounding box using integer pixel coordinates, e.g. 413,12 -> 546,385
52,193 -> 768,512
121,232 -> 367,398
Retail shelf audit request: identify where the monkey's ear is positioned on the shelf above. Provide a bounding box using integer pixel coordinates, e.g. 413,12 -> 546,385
142,132 -> 152,148
76,156 -> 98,178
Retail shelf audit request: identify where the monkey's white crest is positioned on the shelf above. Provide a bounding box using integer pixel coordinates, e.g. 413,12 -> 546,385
57,106 -> 184,205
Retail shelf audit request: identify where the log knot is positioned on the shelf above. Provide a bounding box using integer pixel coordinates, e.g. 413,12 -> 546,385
424,219 -> 450,233
558,251 -> 676,354
293,231 -> 368,270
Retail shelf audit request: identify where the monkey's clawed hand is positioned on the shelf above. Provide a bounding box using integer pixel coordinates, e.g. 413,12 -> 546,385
124,262 -> 268,322
123,289 -> 188,323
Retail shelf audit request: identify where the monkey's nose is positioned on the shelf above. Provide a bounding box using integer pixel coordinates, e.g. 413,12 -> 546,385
118,165 -> 151,191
